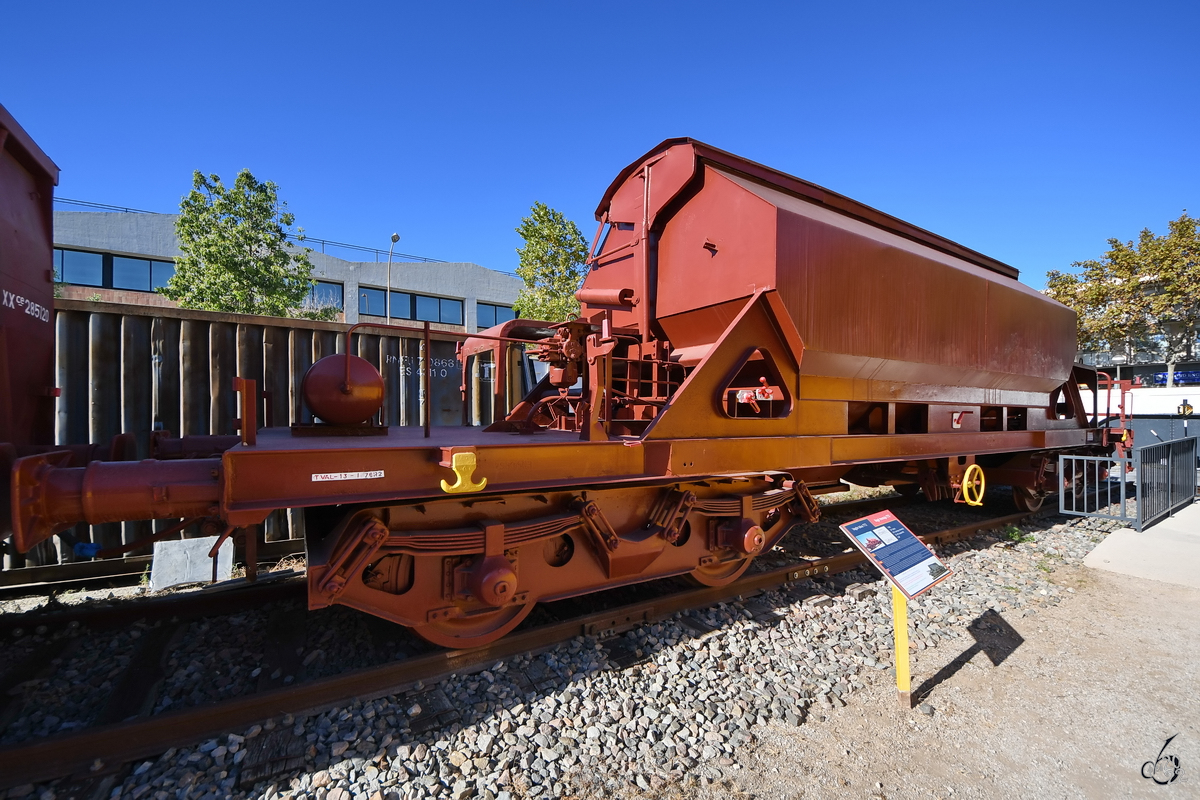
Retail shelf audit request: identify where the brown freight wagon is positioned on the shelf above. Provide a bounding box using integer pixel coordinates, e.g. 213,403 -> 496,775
0,106 -> 140,550
0,105 -> 57,455
6,132 -> 1106,647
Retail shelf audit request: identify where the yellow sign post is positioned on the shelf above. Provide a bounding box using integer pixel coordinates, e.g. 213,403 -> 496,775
839,509 -> 951,711
892,585 -> 911,708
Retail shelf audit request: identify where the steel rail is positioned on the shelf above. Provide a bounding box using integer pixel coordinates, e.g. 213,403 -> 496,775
0,573 -> 305,635
0,507 -> 1039,789
0,540 -> 305,601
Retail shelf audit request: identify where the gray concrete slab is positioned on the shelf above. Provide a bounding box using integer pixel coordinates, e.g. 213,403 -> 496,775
150,535 -> 232,592
1083,500 -> 1200,589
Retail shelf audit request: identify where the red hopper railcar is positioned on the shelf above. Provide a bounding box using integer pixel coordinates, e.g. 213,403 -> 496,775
2,121 -> 1104,646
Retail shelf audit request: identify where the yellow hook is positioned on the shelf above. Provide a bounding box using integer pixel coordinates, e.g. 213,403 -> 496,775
440,451 -> 487,494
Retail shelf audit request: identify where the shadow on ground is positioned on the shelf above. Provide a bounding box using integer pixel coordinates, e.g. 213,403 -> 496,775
913,608 -> 1024,704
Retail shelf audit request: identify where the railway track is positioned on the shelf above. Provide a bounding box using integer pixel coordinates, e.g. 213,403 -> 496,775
0,500 -> 1042,791
0,539 -> 306,602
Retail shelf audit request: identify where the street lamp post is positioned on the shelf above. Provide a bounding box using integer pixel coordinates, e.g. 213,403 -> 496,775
386,233 -> 400,324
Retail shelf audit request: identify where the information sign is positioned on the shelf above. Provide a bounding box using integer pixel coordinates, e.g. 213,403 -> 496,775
839,509 -> 952,599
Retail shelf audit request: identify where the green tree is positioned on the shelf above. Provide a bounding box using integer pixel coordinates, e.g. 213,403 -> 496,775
1046,212 -> 1200,362
163,169 -> 335,320
1145,213 -> 1200,360
513,202 -> 589,322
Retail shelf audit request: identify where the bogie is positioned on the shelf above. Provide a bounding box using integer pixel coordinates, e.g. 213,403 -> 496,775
306,474 -> 803,646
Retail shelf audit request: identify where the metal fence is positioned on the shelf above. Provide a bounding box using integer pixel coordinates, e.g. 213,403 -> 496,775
53,198 -> 447,264
6,299 -> 470,570
1058,454 -> 1138,527
1137,438 -> 1198,529
1059,437 -> 1197,530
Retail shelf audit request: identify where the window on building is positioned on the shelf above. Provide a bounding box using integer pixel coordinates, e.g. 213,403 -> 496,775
369,291 -> 463,325
58,249 -> 103,287
415,294 -> 440,322
151,261 -> 175,290
390,291 -> 413,319
309,280 -> 343,310
439,298 -> 464,325
359,287 -> 385,316
55,248 -> 175,293
113,256 -> 152,291
411,295 -> 463,325
477,303 -> 515,331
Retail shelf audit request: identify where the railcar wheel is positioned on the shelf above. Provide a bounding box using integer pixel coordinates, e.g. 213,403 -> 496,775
685,557 -> 753,587
1062,462 -> 1087,510
895,483 -> 923,498
411,602 -> 533,650
1012,486 -> 1045,513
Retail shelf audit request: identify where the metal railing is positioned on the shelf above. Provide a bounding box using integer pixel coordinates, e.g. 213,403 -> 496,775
283,234 -> 445,264
54,197 -> 161,214
1059,437 -> 1197,530
53,197 -> 449,264
1137,438 -> 1198,529
1059,454 -> 1138,527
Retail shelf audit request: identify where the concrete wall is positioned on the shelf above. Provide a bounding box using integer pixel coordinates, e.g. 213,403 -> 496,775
56,211 -> 181,260
53,210 -> 522,327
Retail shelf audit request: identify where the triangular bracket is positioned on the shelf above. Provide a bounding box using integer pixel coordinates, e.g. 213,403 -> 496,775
644,290 -> 805,440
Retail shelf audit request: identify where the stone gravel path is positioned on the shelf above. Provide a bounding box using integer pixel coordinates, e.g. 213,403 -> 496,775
731,559 -> 1199,799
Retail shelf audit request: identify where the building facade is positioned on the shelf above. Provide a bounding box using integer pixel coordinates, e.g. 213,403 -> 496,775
52,210 -> 521,332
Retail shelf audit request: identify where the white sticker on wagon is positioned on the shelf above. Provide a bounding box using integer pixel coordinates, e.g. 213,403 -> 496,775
311,470 -> 385,482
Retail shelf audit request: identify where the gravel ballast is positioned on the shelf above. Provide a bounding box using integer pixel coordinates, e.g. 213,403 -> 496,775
2,504 -> 1166,799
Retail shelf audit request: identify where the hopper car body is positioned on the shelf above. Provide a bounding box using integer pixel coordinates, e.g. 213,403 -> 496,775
1,118 -> 1108,647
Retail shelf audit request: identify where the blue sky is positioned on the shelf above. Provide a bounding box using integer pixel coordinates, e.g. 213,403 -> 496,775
4,1 -> 1197,287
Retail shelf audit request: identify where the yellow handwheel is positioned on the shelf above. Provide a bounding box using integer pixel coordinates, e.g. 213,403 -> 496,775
962,463 -> 985,506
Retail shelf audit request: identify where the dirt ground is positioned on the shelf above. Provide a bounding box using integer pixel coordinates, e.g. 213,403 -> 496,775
730,565 -> 1199,799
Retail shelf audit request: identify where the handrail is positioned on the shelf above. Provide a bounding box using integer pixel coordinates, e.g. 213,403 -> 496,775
54,197 -> 450,265
1096,371 -> 1133,427
284,233 -> 445,264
